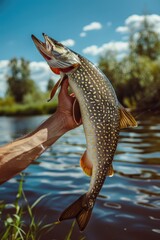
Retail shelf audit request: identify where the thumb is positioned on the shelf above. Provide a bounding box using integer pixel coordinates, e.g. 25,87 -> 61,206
59,78 -> 69,98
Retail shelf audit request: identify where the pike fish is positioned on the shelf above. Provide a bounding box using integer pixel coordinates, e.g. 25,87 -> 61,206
32,33 -> 137,231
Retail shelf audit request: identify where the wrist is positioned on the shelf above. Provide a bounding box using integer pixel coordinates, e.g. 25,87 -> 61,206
54,110 -> 72,133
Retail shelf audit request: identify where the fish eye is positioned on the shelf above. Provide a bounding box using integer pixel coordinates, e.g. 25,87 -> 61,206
52,49 -> 61,57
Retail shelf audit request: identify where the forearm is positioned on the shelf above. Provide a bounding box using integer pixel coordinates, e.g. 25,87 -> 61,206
0,111 -> 68,184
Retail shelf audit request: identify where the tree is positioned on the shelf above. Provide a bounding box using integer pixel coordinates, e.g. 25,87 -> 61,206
98,17 -> 160,110
98,52 -> 127,104
6,58 -> 37,103
134,17 -> 160,60
47,78 -> 54,92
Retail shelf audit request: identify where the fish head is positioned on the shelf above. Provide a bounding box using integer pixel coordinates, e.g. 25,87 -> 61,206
31,33 -> 80,75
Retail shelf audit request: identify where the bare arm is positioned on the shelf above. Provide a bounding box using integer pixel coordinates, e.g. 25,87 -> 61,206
0,80 -> 81,184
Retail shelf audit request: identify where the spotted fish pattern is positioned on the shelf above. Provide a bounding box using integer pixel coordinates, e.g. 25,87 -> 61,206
68,56 -> 120,205
31,34 -> 137,231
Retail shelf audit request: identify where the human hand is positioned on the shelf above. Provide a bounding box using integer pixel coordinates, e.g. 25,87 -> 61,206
56,79 -> 82,131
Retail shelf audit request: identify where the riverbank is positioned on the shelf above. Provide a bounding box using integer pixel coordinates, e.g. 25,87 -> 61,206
0,102 -> 159,117
0,101 -> 57,116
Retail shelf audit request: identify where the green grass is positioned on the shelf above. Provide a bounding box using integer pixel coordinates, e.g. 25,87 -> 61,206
0,174 -> 60,240
0,101 -> 58,116
0,92 -> 58,116
0,174 -> 86,240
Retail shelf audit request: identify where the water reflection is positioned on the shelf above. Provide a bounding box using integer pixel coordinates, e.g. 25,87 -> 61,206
0,114 -> 160,239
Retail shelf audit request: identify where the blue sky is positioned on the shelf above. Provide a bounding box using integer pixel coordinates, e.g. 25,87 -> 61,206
0,0 -> 159,62
0,0 -> 160,96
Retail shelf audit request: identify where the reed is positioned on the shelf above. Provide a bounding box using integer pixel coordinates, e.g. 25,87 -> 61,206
0,174 -> 87,239
0,174 -> 61,239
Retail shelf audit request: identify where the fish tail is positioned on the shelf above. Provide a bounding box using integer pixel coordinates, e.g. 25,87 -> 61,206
59,194 -> 93,231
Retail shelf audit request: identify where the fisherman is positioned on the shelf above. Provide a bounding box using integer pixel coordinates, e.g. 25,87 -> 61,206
0,80 -> 81,185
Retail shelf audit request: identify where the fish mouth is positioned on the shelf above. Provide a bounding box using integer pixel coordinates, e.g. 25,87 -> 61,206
32,33 -> 81,70
31,33 -> 53,60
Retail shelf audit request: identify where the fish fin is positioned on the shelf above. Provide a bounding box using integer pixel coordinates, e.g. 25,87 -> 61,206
48,75 -> 67,102
76,207 -> 92,232
80,151 -> 93,176
72,98 -> 81,125
107,164 -> 114,177
119,105 -> 137,129
59,194 -> 93,231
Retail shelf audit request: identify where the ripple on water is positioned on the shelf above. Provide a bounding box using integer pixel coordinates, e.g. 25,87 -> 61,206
0,114 -> 160,240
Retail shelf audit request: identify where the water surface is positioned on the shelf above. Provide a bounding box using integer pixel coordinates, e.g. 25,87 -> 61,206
0,113 -> 160,240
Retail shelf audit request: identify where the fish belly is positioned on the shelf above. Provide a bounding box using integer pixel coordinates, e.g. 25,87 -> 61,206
69,78 -> 98,162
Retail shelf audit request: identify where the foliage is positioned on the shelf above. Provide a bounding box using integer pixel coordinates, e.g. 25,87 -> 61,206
0,174 -> 58,239
133,17 -> 160,60
0,58 -> 58,115
6,58 -> 39,103
1,16 -> 160,115
0,174 -> 78,240
0,100 -> 57,116
0,96 -> 15,107
98,17 -> 160,110
47,78 -> 54,92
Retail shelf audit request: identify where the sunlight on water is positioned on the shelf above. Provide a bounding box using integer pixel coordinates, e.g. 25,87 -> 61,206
0,114 -> 160,240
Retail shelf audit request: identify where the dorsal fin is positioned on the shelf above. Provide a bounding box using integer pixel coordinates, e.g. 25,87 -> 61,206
119,104 -> 137,129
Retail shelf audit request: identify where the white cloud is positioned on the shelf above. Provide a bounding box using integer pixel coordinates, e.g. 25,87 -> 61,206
80,32 -> 87,37
116,14 -> 160,35
60,39 -> 75,47
83,22 -> 102,31
83,45 -> 100,56
0,61 -> 58,97
116,26 -> 128,34
83,41 -> 129,57
29,61 -> 56,86
0,60 -> 9,97
82,14 -> 160,60
0,60 -> 9,69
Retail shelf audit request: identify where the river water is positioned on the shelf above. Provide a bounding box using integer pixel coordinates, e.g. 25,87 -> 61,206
0,113 -> 160,240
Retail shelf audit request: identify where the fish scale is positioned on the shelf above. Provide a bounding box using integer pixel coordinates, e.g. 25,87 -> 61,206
69,56 -> 120,200
32,33 -> 137,231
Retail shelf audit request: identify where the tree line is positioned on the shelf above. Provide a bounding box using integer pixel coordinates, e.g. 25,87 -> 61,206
98,17 -> 160,110
0,59 -> 55,115
6,58 -> 54,104
1,17 -> 160,115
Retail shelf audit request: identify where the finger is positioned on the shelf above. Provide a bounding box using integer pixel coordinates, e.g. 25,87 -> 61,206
70,93 -> 75,98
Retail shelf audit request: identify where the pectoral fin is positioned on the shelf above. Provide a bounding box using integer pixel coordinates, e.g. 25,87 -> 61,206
72,98 -> 81,125
119,104 -> 137,129
80,151 -> 93,176
107,164 -> 114,177
48,75 -> 67,102
80,152 -> 114,177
